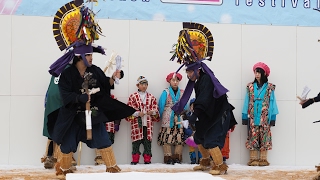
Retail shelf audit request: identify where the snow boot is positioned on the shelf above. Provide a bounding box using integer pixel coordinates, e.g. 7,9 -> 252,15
131,153 -> 140,165
143,154 -> 152,164
164,155 -> 174,165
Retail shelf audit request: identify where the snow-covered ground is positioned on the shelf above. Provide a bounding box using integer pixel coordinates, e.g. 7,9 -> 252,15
66,163 -> 316,180
0,163 -> 318,180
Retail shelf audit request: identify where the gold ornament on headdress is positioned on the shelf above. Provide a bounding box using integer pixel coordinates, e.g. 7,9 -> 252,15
52,0 -> 102,51
170,22 -> 214,64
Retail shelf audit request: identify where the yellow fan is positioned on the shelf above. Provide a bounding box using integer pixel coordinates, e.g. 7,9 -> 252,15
52,0 -> 83,51
172,22 -> 214,64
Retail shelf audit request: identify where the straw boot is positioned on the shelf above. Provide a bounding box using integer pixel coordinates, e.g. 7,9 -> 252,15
53,144 -> 76,172
259,150 -> 270,166
94,149 -> 105,165
71,155 -> 77,167
313,165 -> 320,180
99,146 -> 121,173
55,147 -> 74,176
247,150 -> 259,166
193,144 -> 211,171
208,147 -> 228,175
312,172 -> 320,180
41,139 -> 57,169
52,141 -> 58,163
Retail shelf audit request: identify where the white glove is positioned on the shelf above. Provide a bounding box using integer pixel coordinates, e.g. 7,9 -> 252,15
89,87 -> 100,95
115,55 -> 122,84
182,120 -> 189,129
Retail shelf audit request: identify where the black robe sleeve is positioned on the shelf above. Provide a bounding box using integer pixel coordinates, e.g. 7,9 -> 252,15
193,74 -> 215,116
58,66 -> 81,108
91,66 -> 135,122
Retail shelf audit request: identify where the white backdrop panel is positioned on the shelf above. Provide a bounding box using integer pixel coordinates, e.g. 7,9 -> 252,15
295,103 -> 320,166
11,16 -> 57,96
227,99 -> 243,164
296,26 -> 320,99
268,101 -> 296,165
9,96 -> 46,165
0,15 -> 11,96
94,19 -> 131,99
295,26 -> 320,166
0,96 -> 10,164
205,23 -> 243,100
241,25 -> 297,101
128,20 -> 187,97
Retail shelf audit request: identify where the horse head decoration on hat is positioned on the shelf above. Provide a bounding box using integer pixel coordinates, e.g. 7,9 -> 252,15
170,22 -> 228,114
49,0 -> 105,77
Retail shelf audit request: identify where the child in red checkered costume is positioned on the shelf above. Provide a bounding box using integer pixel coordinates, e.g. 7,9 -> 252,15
125,76 -> 160,165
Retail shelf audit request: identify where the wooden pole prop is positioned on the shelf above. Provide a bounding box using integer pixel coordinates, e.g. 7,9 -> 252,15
83,73 -> 92,140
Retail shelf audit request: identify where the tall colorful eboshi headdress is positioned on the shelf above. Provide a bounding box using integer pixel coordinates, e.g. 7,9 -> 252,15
52,0 -> 102,51
170,22 -> 228,114
49,0 -> 106,77
170,22 -> 214,65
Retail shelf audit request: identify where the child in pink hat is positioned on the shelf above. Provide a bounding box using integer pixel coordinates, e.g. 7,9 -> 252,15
157,72 -> 185,164
242,62 -> 279,166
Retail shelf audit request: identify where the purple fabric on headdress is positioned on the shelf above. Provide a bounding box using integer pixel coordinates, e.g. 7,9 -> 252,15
49,42 -> 97,76
49,50 -> 74,77
93,46 -> 105,55
81,54 -> 90,67
172,80 -> 195,114
200,62 -> 229,98
74,44 -> 93,55
171,60 -> 229,114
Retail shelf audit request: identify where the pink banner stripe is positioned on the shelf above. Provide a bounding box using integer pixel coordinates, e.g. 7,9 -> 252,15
0,0 -> 6,14
187,0 -> 221,3
0,0 -> 21,15
189,0 -> 220,1
11,0 -> 21,14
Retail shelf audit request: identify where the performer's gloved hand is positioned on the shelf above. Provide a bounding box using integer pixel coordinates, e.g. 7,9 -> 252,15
120,70 -> 124,79
188,113 -> 197,125
242,119 -> 248,125
302,93 -> 320,108
315,92 -> 320,102
302,98 -> 314,108
77,94 -> 89,103
269,120 -> 275,126
114,124 -> 120,132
